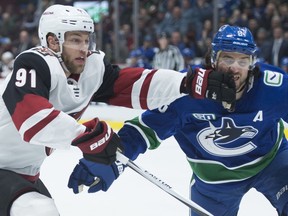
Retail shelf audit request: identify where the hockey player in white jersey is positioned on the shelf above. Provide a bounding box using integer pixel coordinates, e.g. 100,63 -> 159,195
69,25 -> 288,215
0,4 -> 237,216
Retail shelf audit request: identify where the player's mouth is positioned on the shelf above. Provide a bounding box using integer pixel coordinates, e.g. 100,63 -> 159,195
75,57 -> 85,64
233,74 -> 240,81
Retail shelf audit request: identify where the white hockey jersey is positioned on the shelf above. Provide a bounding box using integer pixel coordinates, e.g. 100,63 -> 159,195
0,47 -> 186,178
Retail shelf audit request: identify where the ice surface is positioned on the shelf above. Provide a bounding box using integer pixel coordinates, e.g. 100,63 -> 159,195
41,104 -> 277,216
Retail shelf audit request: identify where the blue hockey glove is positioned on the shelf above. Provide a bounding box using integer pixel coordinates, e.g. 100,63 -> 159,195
68,158 -> 125,194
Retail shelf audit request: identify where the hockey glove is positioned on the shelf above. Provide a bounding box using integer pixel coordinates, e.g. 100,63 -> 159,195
72,118 -> 124,165
185,67 -> 236,104
68,158 -> 125,194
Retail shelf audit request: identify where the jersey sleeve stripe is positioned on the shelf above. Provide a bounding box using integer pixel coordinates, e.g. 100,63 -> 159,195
12,94 -> 53,130
109,67 -> 144,107
29,111 -> 86,149
109,67 -> 185,110
130,69 -> 150,109
23,109 -> 60,142
139,70 -> 157,109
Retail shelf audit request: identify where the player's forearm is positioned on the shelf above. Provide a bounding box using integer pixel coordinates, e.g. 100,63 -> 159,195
108,67 -> 186,110
20,108 -> 85,149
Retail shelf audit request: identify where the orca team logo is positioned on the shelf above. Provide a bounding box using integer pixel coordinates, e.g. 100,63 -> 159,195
197,117 -> 258,157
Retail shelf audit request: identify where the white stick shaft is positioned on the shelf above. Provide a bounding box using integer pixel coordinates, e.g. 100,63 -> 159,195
116,152 -> 213,216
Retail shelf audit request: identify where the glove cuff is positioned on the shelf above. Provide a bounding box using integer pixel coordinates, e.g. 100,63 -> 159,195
180,76 -> 188,94
83,134 -> 124,165
190,68 -> 212,99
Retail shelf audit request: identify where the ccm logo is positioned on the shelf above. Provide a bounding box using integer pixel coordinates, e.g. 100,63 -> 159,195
90,126 -> 112,150
195,68 -> 206,96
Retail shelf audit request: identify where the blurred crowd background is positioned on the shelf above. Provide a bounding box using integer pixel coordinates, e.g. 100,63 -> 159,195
0,0 -> 288,78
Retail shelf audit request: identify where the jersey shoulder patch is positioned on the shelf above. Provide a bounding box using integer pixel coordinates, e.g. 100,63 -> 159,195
31,47 -> 55,57
263,70 -> 283,87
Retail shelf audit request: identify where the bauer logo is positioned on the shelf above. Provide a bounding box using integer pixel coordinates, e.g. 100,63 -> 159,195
192,113 -> 216,121
195,68 -> 206,97
90,127 -> 112,151
263,70 -> 283,87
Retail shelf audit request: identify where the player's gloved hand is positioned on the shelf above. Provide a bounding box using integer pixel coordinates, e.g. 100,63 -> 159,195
72,118 -> 124,165
68,158 -> 125,194
185,67 -> 236,110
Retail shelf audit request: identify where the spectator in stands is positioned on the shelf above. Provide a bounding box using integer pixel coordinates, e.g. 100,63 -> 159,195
137,35 -> 157,64
196,0 -> 213,20
181,47 -> 195,68
183,28 -> 203,58
252,0 -> 266,23
248,18 -> 259,39
137,15 -> 153,47
21,2 -> 39,32
260,2 -> 278,32
12,29 -> 34,56
119,0 -> 133,27
153,8 -> 169,36
127,49 -> 152,69
228,8 -> 248,27
0,37 -> 12,58
255,27 -> 270,63
152,32 -> 185,71
0,51 -> 14,78
170,31 -> 185,52
0,12 -> 18,40
281,57 -> 288,73
180,0 -> 195,35
271,15 -> 283,30
160,6 -> 183,35
190,0 -> 213,29
278,1 -> 288,31
118,24 -> 134,63
285,30 -> 288,40
268,26 -> 288,66
197,19 -> 213,55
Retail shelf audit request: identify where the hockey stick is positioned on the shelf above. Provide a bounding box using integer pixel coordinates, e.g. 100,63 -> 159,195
116,152 -> 214,216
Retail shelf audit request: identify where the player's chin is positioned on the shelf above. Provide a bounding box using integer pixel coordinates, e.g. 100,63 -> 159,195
72,65 -> 85,74
236,81 -> 246,92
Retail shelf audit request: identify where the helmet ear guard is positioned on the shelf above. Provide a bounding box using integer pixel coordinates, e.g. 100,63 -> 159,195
211,25 -> 258,67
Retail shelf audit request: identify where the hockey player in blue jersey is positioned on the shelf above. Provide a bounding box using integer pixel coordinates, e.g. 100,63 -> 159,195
68,25 -> 288,215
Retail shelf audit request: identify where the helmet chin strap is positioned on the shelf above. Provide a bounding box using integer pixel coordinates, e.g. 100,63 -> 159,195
235,65 -> 257,99
49,48 -> 71,77
57,55 -> 71,77
236,82 -> 247,93
246,64 -> 259,92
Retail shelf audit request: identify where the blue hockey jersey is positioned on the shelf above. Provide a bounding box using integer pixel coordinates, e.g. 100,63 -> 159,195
118,62 -> 288,184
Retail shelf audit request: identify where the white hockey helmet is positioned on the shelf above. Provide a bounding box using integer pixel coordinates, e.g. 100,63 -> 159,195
38,4 -> 95,53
